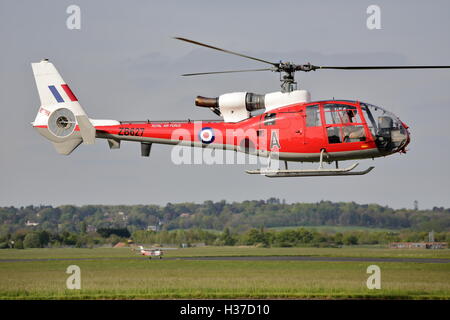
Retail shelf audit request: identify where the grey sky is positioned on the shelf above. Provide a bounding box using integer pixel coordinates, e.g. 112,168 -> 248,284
1,0 -> 450,209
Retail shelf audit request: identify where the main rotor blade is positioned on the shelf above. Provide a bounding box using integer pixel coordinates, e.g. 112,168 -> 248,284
316,65 -> 450,70
174,37 -> 277,66
182,68 -> 273,76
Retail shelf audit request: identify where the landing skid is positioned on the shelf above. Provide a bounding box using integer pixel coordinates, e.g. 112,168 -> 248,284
246,163 -> 374,177
246,149 -> 374,177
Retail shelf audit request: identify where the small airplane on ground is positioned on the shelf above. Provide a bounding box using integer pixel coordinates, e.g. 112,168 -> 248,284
135,246 -> 177,259
30,37 -> 450,177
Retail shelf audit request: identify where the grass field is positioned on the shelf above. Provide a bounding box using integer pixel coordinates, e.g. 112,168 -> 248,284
0,246 -> 449,299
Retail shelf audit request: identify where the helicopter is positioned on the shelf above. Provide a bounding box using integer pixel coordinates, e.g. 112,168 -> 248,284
31,37 -> 450,177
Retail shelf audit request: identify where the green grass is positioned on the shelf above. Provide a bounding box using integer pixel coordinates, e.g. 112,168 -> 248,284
0,259 -> 449,299
0,247 -> 449,299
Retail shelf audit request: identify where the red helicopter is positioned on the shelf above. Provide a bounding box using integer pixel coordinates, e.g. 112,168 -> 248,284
31,37 -> 450,177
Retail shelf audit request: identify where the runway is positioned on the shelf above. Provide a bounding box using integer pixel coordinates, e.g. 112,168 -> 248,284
167,256 -> 450,263
1,256 -> 449,264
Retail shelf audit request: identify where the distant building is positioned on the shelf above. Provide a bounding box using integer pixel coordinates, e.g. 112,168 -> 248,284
147,225 -> 158,232
87,225 -> 97,233
180,213 -> 191,218
390,242 -> 448,249
192,242 -> 206,247
25,220 -> 39,227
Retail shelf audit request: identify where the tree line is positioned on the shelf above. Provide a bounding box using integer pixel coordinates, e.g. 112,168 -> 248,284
1,227 -> 449,249
132,228 -> 450,248
1,199 -> 449,237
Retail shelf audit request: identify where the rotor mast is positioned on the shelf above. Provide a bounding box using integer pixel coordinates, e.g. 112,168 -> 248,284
278,62 -> 316,92
279,62 -> 297,93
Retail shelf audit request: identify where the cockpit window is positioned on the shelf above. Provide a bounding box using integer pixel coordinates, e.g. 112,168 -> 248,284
360,103 -> 378,137
324,104 -> 365,144
361,102 -> 404,136
306,105 -> 321,127
324,104 -> 362,125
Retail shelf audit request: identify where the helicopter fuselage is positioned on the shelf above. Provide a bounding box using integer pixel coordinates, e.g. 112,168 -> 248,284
93,99 -> 410,162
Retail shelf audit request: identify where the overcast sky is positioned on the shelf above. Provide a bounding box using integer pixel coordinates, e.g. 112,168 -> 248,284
1,0 -> 450,209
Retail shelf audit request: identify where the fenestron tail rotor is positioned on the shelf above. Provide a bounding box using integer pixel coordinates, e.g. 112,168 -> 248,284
174,37 -> 450,92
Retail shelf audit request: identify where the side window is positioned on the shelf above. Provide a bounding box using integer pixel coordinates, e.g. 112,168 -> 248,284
327,127 -> 342,144
324,103 -> 366,144
343,125 -> 366,142
306,105 -> 321,127
264,113 -> 276,126
324,104 -> 361,125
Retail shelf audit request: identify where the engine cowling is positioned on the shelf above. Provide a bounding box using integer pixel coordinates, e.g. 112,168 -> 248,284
196,90 -> 311,122
196,92 -> 265,122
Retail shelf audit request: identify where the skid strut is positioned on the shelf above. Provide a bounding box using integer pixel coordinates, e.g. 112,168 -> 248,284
246,149 -> 374,177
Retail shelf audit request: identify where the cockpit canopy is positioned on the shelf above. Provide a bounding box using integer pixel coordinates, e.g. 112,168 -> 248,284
360,102 -> 409,153
306,100 -> 409,154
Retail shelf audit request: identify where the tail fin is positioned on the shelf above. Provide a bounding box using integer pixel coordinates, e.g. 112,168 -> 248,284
31,59 -> 96,155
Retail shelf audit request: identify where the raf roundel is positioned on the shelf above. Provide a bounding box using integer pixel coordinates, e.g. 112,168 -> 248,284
199,127 -> 215,144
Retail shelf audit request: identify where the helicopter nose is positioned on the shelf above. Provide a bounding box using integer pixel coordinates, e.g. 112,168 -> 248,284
390,119 -> 410,153
374,115 -> 410,154
399,121 -> 411,152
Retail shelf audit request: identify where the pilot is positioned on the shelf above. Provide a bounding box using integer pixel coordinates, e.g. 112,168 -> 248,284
345,110 -> 357,123
347,127 -> 365,141
342,111 -> 365,141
